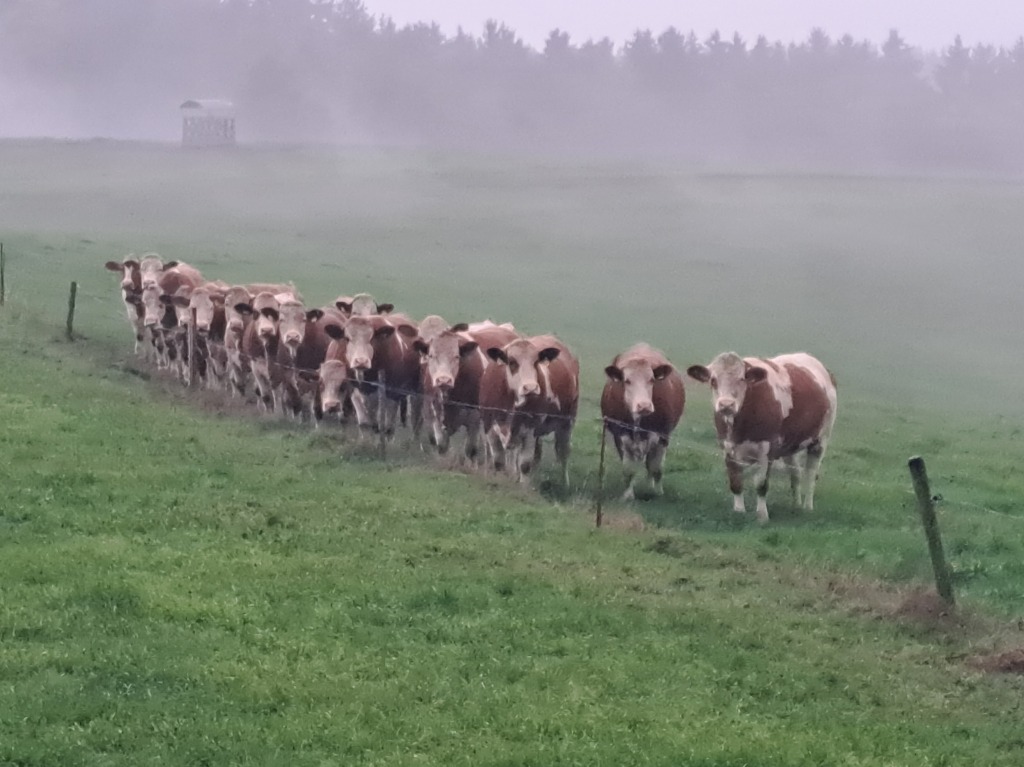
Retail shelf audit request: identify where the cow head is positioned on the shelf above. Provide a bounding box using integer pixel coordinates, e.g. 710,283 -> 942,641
315,359 -> 351,414
138,254 -> 177,289
223,287 -> 252,345
171,286 -> 224,337
105,257 -> 141,292
687,352 -> 766,420
342,315 -> 417,379
487,339 -> 560,406
277,299 -> 322,357
413,326 -> 476,393
606,359 -> 674,421
234,292 -> 283,342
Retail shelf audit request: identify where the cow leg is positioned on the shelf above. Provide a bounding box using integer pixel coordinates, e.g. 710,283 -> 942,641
463,412 -> 483,464
782,454 -> 802,507
753,453 -> 773,523
350,390 -> 377,437
802,440 -> 827,511
514,429 -> 533,481
645,437 -> 668,497
554,424 -> 572,487
407,395 -> 424,441
484,423 -> 505,472
618,434 -> 639,501
726,456 -> 746,513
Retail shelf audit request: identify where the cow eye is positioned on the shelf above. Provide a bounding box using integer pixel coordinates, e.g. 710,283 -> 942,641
509,360 -> 519,373
710,377 -> 718,389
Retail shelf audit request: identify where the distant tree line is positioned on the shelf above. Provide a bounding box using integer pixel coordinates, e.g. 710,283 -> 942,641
3,0 -> 1024,171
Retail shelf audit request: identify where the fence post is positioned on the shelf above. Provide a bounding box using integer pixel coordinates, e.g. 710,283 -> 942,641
377,372 -> 387,460
65,281 -> 78,341
907,456 -> 955,606
1,242 -> 6,306
187,307 -> 197,387
595,419 -> 607,528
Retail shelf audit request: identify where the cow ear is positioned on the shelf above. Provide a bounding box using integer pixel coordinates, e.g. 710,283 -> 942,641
396,324 -> 418,338
377,303 -> 394,314
538,347 -> 561,364
487,347 -> 508,365
686,365 -> 711,383
744,365 -> 767,384
459,341 -> 479,357
261,307 -> 280,321
324,324 -> 345,340
605,365 -> 624,382
171,295 -> 191,308
163,260 -> 179,270
653,364 -> 674,381
306,308 -> 324,322
104,260 -> 123,271
413,340 -> 430,356
374,325 -> 396,339
125,292 -> 143,306
450,322 -> 469,333
297,370 -> 319,383
234,302 -> 254,316
335,300 -> 353,314
159,294 -> 175,306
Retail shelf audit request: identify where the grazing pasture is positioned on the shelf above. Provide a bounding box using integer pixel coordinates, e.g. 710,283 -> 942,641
2,140 -> 1024,764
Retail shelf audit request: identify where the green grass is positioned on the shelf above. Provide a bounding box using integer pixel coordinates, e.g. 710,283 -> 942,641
2,140 -> 1024,764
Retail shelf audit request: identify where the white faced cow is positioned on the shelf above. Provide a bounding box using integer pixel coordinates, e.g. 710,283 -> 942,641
687,352 -> 837,523
104,256 -> 147,354
327,312 -> 420,438
413,318 -> 519,460
601,344 -> 686,500
480,334 -> 579,485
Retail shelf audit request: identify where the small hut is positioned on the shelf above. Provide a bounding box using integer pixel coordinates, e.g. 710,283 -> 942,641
180,99 -> 236,148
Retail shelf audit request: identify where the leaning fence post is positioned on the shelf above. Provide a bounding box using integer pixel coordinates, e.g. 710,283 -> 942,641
187,307 -> 198,387
65,281 -> 78,341
595,419 -> 608,528
907,456 -> 955,606
1,242 -> 6,306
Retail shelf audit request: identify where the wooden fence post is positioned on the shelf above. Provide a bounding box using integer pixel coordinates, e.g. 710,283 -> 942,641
907,456 -> 955,606
65,281 -> 78,341
1,242 -> 6,306
187,307 -> 197,387
377,372 -> 387,460
595,419 -> 607,528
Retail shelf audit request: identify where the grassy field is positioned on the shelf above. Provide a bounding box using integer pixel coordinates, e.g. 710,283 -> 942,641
2,140 -> 1024,764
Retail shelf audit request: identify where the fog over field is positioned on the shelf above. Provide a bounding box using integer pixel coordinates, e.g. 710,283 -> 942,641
1,1 -> 1023,171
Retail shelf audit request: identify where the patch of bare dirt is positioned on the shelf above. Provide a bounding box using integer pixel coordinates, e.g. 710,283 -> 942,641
968,649 -> 1024,675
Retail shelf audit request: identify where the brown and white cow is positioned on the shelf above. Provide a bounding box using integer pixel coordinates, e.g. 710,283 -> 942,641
326,312 -> 420,437
223,285 -> 299,398
271,302 -> 351,419
104,256 -> 146,354
306,333 -> 353,426
234,291 -> 289,411
169,282 -> 230,388
130,264 -> 203,370
414,318 -> 519,460
601,344 -> 686,500
335,293 -> 393,319
137,254 -> 203,291
480,334 -> 579,485
686,352 -> 837,523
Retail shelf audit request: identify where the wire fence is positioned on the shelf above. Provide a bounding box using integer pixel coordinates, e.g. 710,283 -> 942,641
7,273 -> 1022,528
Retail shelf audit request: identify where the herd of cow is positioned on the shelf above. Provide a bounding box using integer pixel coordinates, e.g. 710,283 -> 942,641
105,253 -> 839,522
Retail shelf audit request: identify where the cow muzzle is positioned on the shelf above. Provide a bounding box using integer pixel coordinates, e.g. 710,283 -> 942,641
633,401 -> 655,418
434,374 -> 454,391
716,398 -> 737,417
351,357 -> 371,371
323,399 -> 341,414
284,332 -> 302,347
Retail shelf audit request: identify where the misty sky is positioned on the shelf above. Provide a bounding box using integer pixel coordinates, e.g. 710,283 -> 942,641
363,0 -> 1024,51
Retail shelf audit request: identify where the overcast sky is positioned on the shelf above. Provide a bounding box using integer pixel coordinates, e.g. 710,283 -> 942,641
362,1 -> 1024,52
